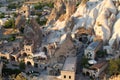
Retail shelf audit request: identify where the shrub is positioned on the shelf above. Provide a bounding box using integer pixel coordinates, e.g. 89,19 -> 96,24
0,13 -> 5,18
108,59 -> 120,75
3,19 -> 15,28
19,61 -> 26,71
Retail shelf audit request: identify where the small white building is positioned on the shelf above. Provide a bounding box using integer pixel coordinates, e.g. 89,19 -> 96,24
61,57 -> 77,80
84,41 -> 102,59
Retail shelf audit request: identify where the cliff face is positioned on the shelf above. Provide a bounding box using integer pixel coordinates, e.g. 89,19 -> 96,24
46,0 -> 65,25
46,0 -> 120,46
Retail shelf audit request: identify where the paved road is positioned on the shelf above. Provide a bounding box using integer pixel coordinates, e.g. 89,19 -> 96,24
76,43 -> 91,80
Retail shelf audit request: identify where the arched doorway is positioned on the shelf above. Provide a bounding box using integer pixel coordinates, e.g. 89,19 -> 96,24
86,72 -> 90,76
1,56 -> 8,62
23,53 -> 27,57
10,56 -> 15,61
87,52 -> 92,59
42,47 -> 47,54
1,56 -> 7,60
79,33 -> 88,44
34,63 -> 38,68
27,61 -> 32,67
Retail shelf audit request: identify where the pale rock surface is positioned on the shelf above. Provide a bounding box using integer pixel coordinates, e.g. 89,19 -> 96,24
117,11 -> 120,19
109,19 -> 120,46
46,0 -> 65,25
93,0 -> 116,41
46,0 -> 119,43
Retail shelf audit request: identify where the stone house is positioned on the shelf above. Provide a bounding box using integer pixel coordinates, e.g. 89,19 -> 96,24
61,57 -> 77,80
84,41 -> 102,59
83,61 -> 108,78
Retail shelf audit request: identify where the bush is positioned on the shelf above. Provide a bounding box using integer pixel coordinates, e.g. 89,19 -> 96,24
39,20 -> 47,25
35,12 -> 42,17
34,2 -> 53,10
34,2 -> 43,10
81,56 -> 89,68
36,17 -> 47,25
19,61 -> 26,71
0,13 -> 5,18
96,50 -> 107,58
7,3 -> 17,9
7,3 -> 21,10
12,12 -> 18,17
8,35 -> 16,41
108,59 -> 120,75
2,68 -> 21,75
46,2 -> 54,8
3,19 -> 15,28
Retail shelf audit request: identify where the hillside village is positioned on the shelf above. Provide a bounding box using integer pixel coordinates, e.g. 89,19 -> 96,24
0,0 -> 120,80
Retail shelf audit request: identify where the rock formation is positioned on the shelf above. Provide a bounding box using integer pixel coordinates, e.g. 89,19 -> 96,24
46,0 -> 65,25
24,18 -> 42,48
46,0 -> 120,42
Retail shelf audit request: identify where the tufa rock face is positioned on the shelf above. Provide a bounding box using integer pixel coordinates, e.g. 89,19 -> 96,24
46,0 -> 65,25
46,0 -> 120,46
15,15 -> 26,29
59,0 -> 76,22
24,18 -> 42,48
47,0 -> 76,25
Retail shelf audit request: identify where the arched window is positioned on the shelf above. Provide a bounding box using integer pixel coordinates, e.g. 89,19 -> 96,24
10,56 -> 15,61
23,53 -> 27,57
27,61 -> 32,66
87,52 -> 92,58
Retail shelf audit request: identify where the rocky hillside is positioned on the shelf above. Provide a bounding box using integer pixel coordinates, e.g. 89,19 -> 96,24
45,0 -> 120,47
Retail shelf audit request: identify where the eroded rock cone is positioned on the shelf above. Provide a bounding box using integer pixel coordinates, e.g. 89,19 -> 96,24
46,0 -> 65,25
59,0 -> 76,22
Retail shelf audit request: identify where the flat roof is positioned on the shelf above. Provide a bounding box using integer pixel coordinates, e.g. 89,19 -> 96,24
62,57 -> 76,72
90,61 -> 108,69
87,41 -> 101,50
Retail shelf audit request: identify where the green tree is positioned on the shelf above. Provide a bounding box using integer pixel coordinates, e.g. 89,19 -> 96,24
8,35 -> 16,41
46,2 -> 54,8
108,59 -> 120,75
7,3 -> 22,10
0,13 -> 5,18
34,2 -> 43,10
96,50 -> 107,58
19,61 -> 26,71
12,12 -> 18,17
34,2 -> 54,10
81,56 -> 89,68
3,18 -> 15,28
7,3 -> 17,9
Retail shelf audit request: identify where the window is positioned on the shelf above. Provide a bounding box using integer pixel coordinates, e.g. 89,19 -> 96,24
87,52 -> 92,58
34,63 -> 38,68
69,76 -> 71,79
64,75 -> 66,78
26,48 -> 30,51
28,49 -> 30,51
